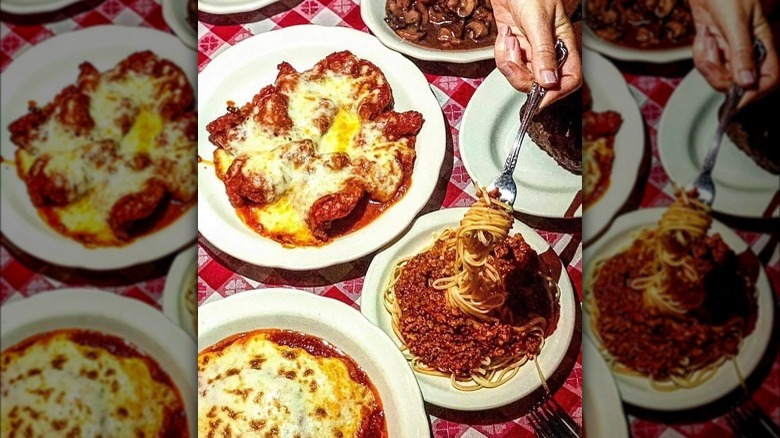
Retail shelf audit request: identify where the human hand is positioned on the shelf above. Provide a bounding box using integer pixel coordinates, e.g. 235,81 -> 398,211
691,0 -> 779,107
492,0 -> 582,107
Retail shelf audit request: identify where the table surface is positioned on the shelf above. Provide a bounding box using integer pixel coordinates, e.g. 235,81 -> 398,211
1,0 -> 777,437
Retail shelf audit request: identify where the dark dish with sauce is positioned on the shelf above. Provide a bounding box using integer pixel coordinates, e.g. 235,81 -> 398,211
385,0 -> 497,50
205,51 -> 423,247
585,0 -> 695,49
198,329 -> 388,437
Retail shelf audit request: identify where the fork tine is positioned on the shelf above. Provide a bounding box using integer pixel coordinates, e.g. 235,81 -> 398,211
544,399 -> 583,436
529,409 -> 553,438
727,397 -> 780,438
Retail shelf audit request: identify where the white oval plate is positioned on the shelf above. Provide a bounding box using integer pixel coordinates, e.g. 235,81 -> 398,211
361,208 -> 576,410
583,208 -> 774,410
582,336 -> 629,438
162,244 -> 198,339
659,70 -> 779,218
0,25 -> 197,270
163,0 -> 197,49
0,289 -> 197,436
197,25 -> 446,270
197,0 -> 277,14
582,49 -> 644,243
360,0 -> 493,63
461,69 -> 582,218
583,23 -> 692,63
198,288 -> 430,437
0,0 -> 80,14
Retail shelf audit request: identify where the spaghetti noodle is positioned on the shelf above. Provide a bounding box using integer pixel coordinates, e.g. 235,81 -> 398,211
383,187 -> 560,391
585,188 -> 758,390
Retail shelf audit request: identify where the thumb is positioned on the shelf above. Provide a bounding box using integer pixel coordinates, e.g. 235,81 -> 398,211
716,7 -> 757,87
522,9 -> 559,86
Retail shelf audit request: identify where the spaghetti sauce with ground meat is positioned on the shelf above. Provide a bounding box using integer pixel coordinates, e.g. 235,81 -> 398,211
392,233 -> 560,382
589,234 -> 758,386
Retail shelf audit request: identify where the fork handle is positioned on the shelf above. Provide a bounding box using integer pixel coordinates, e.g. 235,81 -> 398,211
501,83 -> 545,175
500,39 -> 568,175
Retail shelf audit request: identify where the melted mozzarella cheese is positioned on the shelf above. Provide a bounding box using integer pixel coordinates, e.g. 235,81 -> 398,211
15,55 -> 196,247
1,331 -> 182,437
218,62 -> 416,246
198,332 -> 378,437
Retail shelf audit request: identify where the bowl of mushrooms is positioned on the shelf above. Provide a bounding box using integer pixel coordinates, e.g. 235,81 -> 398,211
361,0 -> 496,63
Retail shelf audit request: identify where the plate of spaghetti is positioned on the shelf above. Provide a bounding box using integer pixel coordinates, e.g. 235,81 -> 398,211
361,188 -> 576,410
583,192 -> 773,410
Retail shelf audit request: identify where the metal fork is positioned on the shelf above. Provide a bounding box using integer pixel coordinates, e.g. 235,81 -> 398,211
528,397 -> 582,438
686,39 -> 767,205
487,40 -> 569,207
726,395 -> 780,438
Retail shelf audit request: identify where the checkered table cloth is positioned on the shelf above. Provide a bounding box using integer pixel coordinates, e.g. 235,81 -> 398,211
0,0 -> 184,309
195,2 -> 583,436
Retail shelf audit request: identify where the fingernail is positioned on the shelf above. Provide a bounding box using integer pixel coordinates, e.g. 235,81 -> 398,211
506,37 -> 518,52
739,69 -> 755,85
499,24 -> 511,37
541,69 -> 557,85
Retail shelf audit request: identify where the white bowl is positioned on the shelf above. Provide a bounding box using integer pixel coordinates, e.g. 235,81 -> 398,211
198,288 -> 430,437
0,289 -> 197,436
197,0 -> 278,14
360,0 -> 494,63
197,25 -> 446,270
162,244 -> 198,338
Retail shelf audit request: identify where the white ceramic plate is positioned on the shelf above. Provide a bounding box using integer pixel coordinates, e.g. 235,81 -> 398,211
360,0 -> 493,63
582,49 -> 644,243
163,0 -> 197,49
582,336 -> 628,438
461,69 -> 582,218
162,244 -> 198,339
0,289 -> 197,436
198,288 -> 430,437
197,0 -> 277,14
361,208 -> 576,410
659,70 -> 779,218
583,22 -> 692,63
0,25 -> 197,270
198,25 -> 446,270
0,0 -> 81,14
583,208 -> 774,410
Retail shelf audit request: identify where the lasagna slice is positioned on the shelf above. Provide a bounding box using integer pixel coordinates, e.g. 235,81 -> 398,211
206,51 -> 423,247
1,330 -> 188,437
198,330 -> 387,437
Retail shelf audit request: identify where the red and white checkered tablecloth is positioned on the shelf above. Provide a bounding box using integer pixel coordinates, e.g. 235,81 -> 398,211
0,0 -> 182,310
195,2 -> 583,437
620,72 -> 780,437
